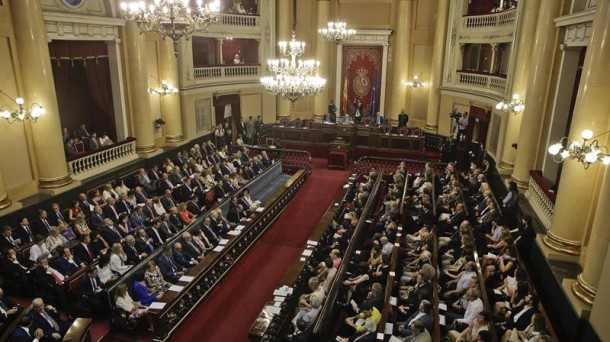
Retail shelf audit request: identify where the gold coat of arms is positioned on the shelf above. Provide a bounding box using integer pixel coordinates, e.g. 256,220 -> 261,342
352,68 -> 370,97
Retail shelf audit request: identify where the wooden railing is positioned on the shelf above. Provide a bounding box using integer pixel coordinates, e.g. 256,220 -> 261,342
247,146 -> 312,175
456,71 -> 507,93
354,156 -> 447,176
67,138 -> 137,177
193,65 -> 260,81
462,9 -> 517,29
525,170 -> 555,230
312,174 -> 383,337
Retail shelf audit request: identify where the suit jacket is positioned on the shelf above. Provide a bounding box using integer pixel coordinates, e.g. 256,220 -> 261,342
172,250 -> 194,268
32,218 -> 53,238
100,226 -> 123,245
124,244 -> 143,264
227,209 -> 246,224
48,211 -> 67,227
29,310 -> 61,337
289,328 -> 312,342
169,214 -> 184,231
0,235 -> 20,252
157,255 -> 181,282
506,306 -> 537,331
186,201 -> 202,216
160,179 -> 175,193
134,192 -> 148,205
149,170 -> 162,183
104,205 -> 121,223
13,226 -> 35,244
161,195 -> 178,212
0,257 -> 29,279
115,200 -> 133,215
52,256 -> 82,276
160,221 -> 178,238
179,184 -> 195,202
80,275 -> 102,298
201,225 -> 220,245
148,228 -> 165,246
168,172 -> 183,186
90,213 -> 106,230
129,212 -> 147,229
181,239 -> 202,260
11,326 -> 36,342
135,236 -> 156,254
73,242 -> 95,264
79,200 -> 94,215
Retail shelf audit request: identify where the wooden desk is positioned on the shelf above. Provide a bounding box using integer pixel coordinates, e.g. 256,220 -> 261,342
62,318 -> 92,342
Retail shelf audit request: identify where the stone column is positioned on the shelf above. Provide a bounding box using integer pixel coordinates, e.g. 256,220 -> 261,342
0,172 -> 11,210
497,0 -> 541,174
573,164 -> 610,304
425,0 -> 449,132
388,0 -> 413,121
489,44 -> 498,74
276,0 -> 291,119
125,22 -> 156,153
313,0 -> 331,120
10,0 -> 72,189
159,38 -> 184,144
542,0 -> 610,256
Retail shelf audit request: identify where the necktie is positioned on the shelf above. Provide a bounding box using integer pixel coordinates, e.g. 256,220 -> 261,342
83,243 -> 93,259
57,212 -> 65,222
207,226 -> 218,241
42,219 -> 51,230
91,277 -> 97,290
131,246 -> 138,258
166,256 -> 177,271
112,227 -> 122,239
24,226 -> 34,240
42,311 -> 60,331
111,206 -> 118,219
124,202 -> 131,214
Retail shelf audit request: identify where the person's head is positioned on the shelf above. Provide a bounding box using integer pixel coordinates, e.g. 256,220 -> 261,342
115,283 -> 128,300
133,272 -> 146,283
410,319 -> 425,335
163,245 -> 172,256
370,282 -> 383,297
2,225 -> 12,237
476,311 -> 492,325
182,232 -> 192,241
125,235 -> 135,246
475,330 -> 492,342
307,277 -> 320,291
35,235 -> 44,246
32,298 -> 45,313
111,243 -> 123,255
174,242 -> 183,252
419,300 -> 432,314
87,266 -> 98,279
521,215 -> 532,227
61,247 -> 72,258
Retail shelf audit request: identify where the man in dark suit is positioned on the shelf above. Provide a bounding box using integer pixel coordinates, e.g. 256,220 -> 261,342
179,178 -> 196,202
80,267 -> 104,312
288,319 -> 312,342
168,208 -> 184,231
52,247 -> 84,277
159,173 -> 176,193
502,295 -> 538,332
186,197 -> 202,216
173,152 -> 187,167
90,206 -> 106,231
129,206 -> 147,229
104,197 -> 121,223
398,109 -> 409,128
75,124 -> 90,140
158,246 -> 184,283
31,257 -> 71,314
133,186 -> 149,205
116,194 -> 133,215
227,204 -> 247,225
124,235 -> 147,264
135,228 -> 156,254
11,316 -> 44,342
201,217 -> 220,246
78,193 -> 95,216
172,242 -> 197,268
160,213 -> 179,238
0,249 -> 32,296
73,235 -> 96,264
0,287 -> 20,327
396,300 -> 433,337
237,117 -> 246,137
100,219 -> 124,245
168,167 -> 184,186
29,298 -> 71,340
180,232 -> 203,261
13,218 -> 35,245
32,210 -> 53,238
147,222 -> 166,247
48,203 -> 67,227
161,189 -> 179,212
148,165 -> 162,185
0,226 -> 21,252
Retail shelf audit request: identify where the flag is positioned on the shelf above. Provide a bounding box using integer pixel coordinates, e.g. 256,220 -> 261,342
369,75 -> 377,117
341,77 -> 348,115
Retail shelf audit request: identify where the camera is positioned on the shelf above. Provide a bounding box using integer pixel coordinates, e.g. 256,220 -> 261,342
449,109 -> 462,119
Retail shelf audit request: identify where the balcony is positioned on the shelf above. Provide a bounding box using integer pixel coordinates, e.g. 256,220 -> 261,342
67,138 -> 138,179
455,71 -> 507,96
193,64 -> 261,84
525,170 -> 556,230
462,9 -> 517,29
205,14 -> 261,36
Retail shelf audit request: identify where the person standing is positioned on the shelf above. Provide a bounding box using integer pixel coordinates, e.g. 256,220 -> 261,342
398,109 -> 409,128
246,116 -> 255,145
255,116 -> 263,145
353,99 -> 363,124
328,100 -> 337,123
457,112 -> 469,143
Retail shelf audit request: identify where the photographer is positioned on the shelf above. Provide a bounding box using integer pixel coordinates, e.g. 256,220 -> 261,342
457,112 -> 469,143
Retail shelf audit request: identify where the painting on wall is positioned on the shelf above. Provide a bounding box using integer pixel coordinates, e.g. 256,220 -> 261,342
341,45 -> 383,116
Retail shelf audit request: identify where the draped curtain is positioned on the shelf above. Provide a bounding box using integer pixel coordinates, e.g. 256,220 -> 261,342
465,105 -> 490,147
213,94 -> 241,134
49,40 -> 117,141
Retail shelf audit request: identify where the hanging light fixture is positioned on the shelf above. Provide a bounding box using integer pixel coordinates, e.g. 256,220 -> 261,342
318,0 -> 356,44
0,90 -> 45,124
319,22 -> 356,44
261,0 -> 326,103
120,0 -> 220,48
496,93 -> 525,114
149,80 -> 179,96
548,129 -> 610,169
404,73 -> 425,88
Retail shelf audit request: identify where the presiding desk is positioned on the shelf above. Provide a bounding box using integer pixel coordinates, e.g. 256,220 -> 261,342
272,124 -> 425,159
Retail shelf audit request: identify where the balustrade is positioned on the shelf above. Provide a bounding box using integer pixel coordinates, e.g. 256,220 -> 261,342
220,13 -> 259,27
462,9 -> 517,29
193,65 -> 260,81
67,138 -> 137,177
525,170 -> 556,230
456,71 -> 507,93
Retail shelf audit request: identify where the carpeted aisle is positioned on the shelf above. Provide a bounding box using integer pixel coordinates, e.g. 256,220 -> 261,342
172,158 -> 351,342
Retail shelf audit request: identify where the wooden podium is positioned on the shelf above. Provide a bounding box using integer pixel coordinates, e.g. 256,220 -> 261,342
327,138 -> 350,169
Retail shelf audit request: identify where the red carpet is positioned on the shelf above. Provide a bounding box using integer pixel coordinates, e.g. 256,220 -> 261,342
172,158 -> 351,342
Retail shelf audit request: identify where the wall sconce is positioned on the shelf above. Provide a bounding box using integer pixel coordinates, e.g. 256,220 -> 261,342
496,93 -> 524,115
0,90 -> 45,124
548,129 -> 610,169
149,79 -> 179,96
404,73 -> 425,88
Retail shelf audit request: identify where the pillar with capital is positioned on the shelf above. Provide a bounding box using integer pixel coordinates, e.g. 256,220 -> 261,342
425,0 -> 449,132
497,0 -> 541,174
159,38 -> 184,144
125,21 -> 157,153
542,0 -> 610,257
0,172 -> 11,210
313,0 -> 331,121
387,0 -> 413,122
276,0 -> 292,119
10,0 -> 72,189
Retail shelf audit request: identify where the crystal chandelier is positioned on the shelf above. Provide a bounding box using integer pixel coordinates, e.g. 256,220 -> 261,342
120,0 -> 220,42
149,80 -> 179,96
0,91 -> 44,124
404,74 -> 425,88
548,129 -> 610,169
260,33 -> 326,103
496,93 -> 525,114
318,22 -> 356,44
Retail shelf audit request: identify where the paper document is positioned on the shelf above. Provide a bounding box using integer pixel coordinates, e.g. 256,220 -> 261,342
227,230 -> 240,236
385,323 -> 393,334
355,250 -> 361,255
274,296 -> 285,303
169,285 -> 184,292
274,302 -> 281,307
389,297 -> 397,306
389,271 -> 396,277
264,306 -> 281,315
149,302 -> 166,310
255,207 -> 265,212
439,303 -> 447,311
439,315 -> 446,326
350,300 -> 359,313
343,184 -> 350,189
300,257 -> 306,262
236,225 -> 246,230
302,249 -> 313,257
377,333 -> 385,340
179,276 -> 194,282
213,245 -> 225,252
219,239 -> 229,245
306,240 -> 318,246
246,218 -> 252,222
334,202 -> 339,206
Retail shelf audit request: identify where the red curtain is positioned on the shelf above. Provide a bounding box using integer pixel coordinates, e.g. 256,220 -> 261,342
213,94 -> 241,131
49,41 -> 116,140
342,46 -> 382,116
465,105 -> 490,147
